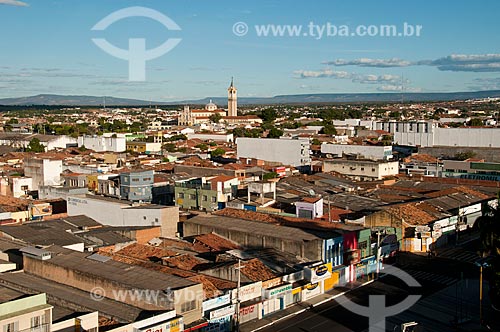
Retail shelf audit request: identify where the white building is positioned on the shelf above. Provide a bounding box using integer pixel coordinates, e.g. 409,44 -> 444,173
10,177 -> 33,198
24,158 -> 63,190
187,133 -> 234,142
321,144 -> 393,160
67,195 -> 180,237
323,159 -> 399,180
375,120 -> 500,148
236,137 -> 311,167
0,133 -> 77,151
78,135 -> 126,152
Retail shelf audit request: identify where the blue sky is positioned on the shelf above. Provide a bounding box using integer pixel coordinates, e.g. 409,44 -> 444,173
1,0 -> 500,101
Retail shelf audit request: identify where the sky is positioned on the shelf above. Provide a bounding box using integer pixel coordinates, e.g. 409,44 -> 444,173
1,0 -> 500,101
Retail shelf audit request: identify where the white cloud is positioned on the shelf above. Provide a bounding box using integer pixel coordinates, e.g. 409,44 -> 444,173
293,69 -> 352,79
323,53 -> 500,72
324,58 -> 411,68
0,0 -> 29,7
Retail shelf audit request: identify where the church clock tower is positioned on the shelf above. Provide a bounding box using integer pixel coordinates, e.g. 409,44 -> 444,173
227,77 -> 237,117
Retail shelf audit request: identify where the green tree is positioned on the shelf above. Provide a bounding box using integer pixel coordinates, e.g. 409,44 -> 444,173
321,124 -> 337,135
195,143 -> 208,151
260,108 -> 277,123
209,113 -> 222,123
454,151 -> 476,161
311,138 -> 321,146
211,148 -> 225,157
163,143 -> 177,152
470,118 -> 484,126
263,172 -> 278,181
26,138 -> 45,152
268,127 -> 284,138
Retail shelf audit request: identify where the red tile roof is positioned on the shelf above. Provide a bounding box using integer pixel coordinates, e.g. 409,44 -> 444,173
193,233 -> 242,252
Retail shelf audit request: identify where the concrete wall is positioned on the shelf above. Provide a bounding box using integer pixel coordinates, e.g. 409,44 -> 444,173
187,133 -> 234,142
77,136 -> 126,152
67,196 -> 179,233
420,146 -> 500,163
23,255 -> 170,311
24,158 -> 63,190
182,221 -> 323,261
323,160 -> 399,180
236,138 -> 311,167
321,144 -> 393,160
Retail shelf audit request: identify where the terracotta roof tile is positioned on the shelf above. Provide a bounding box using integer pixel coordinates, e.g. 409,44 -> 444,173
193,233 -> 242,252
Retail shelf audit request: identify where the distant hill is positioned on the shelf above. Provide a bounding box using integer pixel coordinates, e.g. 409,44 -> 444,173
1,90 -> 500,106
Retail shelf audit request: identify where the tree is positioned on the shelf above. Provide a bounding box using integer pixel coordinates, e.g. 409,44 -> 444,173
163,143 -> 177,152
321,124 -> 337,135
209,113 -> 222,124
26,138 -> 45,152
268,127 -> 283,138
211,148 -> 225,157
311,138 -> 321,146
454,151 -> 476,161
260,108 -> 277,123
263,172 -> 278,181
470,118 -> 484,126
195,143 -> 208,151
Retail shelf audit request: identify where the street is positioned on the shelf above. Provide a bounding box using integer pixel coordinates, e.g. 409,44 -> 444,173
258,239 -> 500,332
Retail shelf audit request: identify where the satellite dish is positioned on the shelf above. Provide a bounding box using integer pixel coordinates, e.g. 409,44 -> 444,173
308,189 -> 315,196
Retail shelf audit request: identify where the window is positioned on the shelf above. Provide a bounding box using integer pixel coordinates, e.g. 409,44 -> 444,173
143,177 -> 151,181
132,178 -> 139,182
21,185 -> 29,191
211,196 -> 217,203
359,241 -> 368,250
178,193 -> 184,198
189,194 -> 196,200
181,300 -> 197,313
202,195 -> 208,202
4,322 -> 18,332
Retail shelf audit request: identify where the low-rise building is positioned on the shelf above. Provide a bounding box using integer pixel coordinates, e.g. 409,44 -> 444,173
77,135 -> 126,152
237,137 -> 311,169
24,157 -> 63,190
321,144 -> 393,161
126,141 -> 162,154
322,159 -> 399,180
67,195 -> 179,237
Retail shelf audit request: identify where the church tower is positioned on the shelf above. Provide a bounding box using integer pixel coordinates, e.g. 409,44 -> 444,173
227,77 -> 237,117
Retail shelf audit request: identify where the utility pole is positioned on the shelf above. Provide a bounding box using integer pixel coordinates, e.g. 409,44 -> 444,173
328,195 -> 331,223
234,259 -> 245,332
376,230 -> 381,277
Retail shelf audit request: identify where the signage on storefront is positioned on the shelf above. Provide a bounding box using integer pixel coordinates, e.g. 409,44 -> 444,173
232,281 -> 262,303
305,264 -> 332,283
209,304 -> 235,320
202,294 -> 230,312
415,226 -> 430,233
343,249 -> 361,265
140,318 -> 183,332
264,284 -> 292,299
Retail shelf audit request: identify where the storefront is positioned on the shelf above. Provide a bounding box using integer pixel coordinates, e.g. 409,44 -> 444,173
135,317 -> 183,332
301,282 -> 322,301
203,304 -> 235,332
202,295 -> 233,332
261,284 -> 292,317
238,303 -> 260,324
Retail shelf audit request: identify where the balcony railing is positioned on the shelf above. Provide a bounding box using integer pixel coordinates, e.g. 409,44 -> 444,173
18,324 -> 50,332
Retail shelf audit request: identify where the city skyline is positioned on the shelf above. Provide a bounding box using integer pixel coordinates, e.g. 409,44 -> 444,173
1,0 -> 500,101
